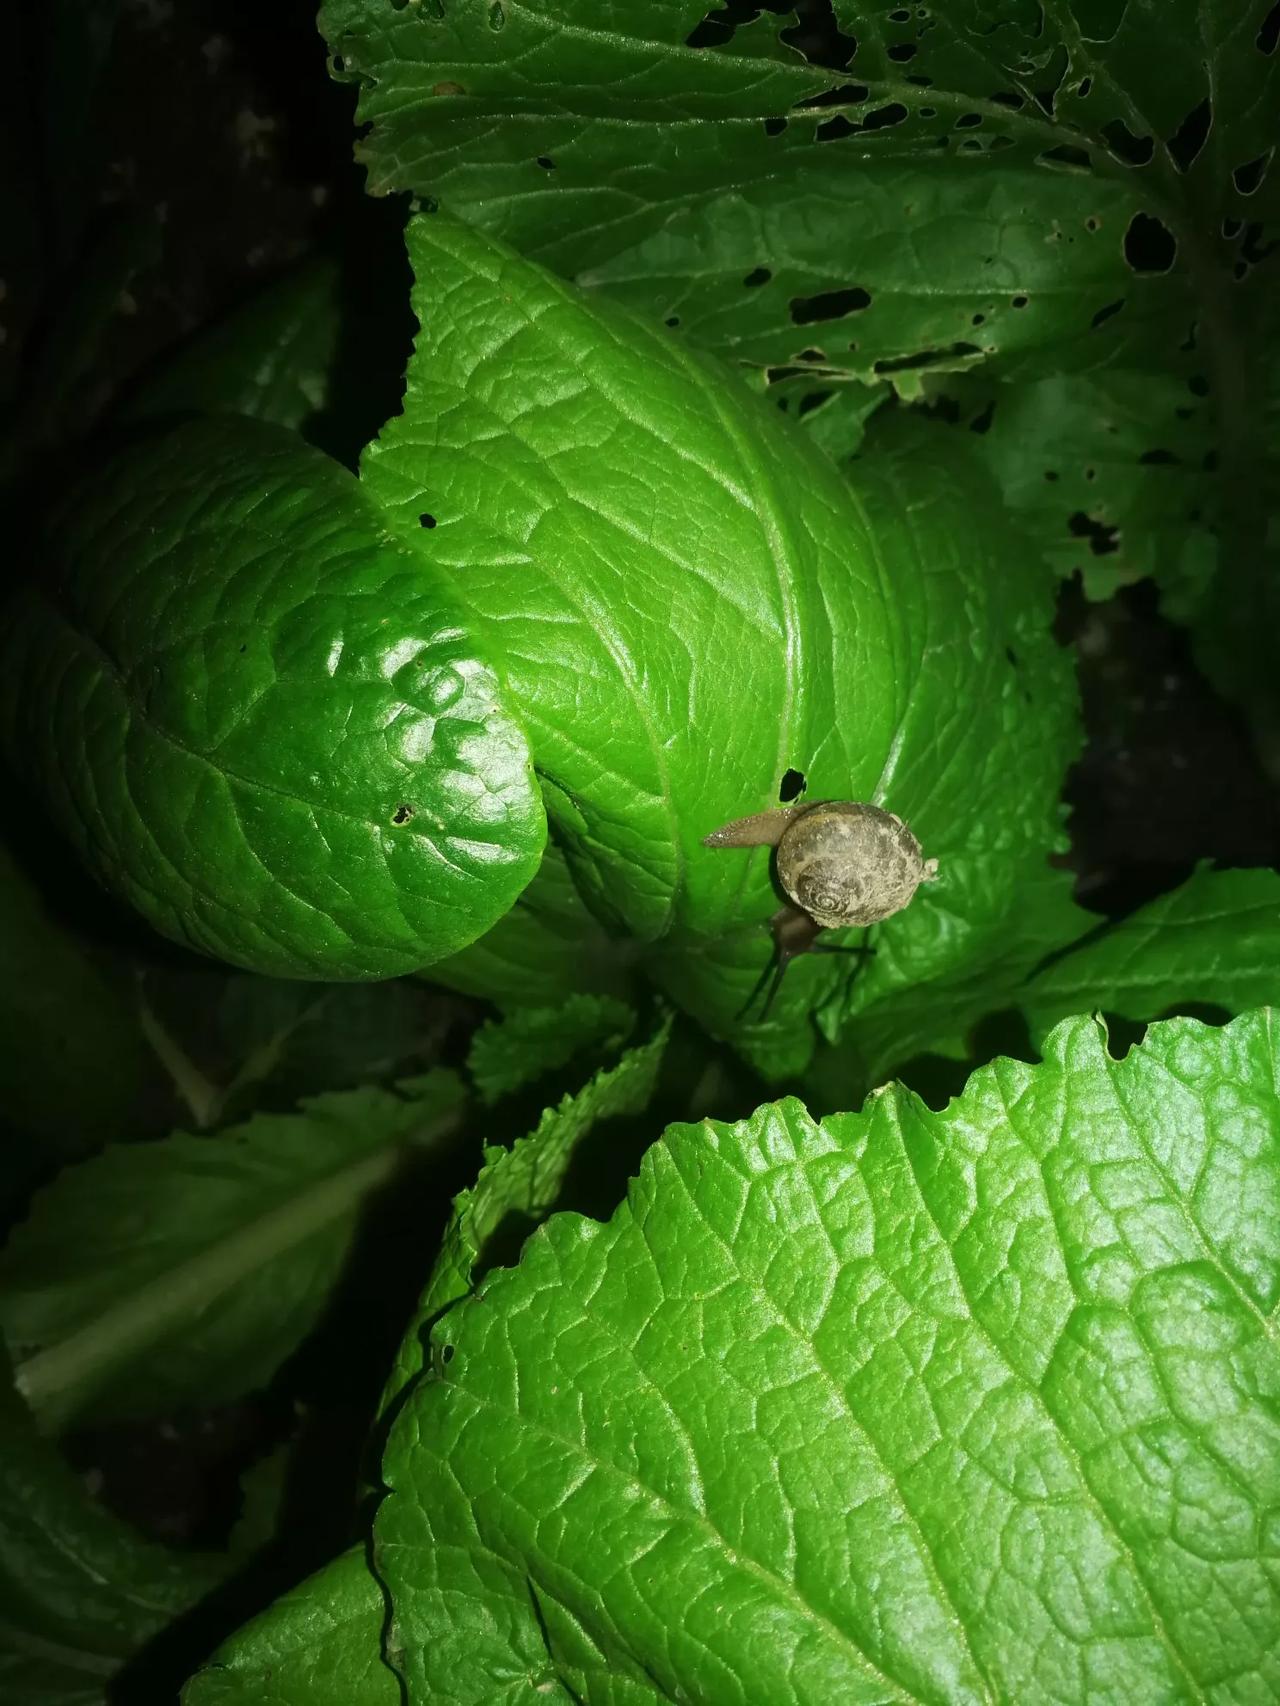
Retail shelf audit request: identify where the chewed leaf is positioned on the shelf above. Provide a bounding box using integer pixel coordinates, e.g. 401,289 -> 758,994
376,1011 -> 1280,1703
0,417 -> 545,978
319,0 -> 1275,383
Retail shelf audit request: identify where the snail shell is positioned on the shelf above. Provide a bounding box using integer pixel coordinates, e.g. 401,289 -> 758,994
776,801 -> 936,929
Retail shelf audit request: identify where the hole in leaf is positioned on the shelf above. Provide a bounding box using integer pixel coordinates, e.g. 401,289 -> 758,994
990,90 -> 1025,108
665,315 -> 680,327
1102,119 -> 1154,165
780,1 -> 857,71
419,512 -> 437,528
790,285 -> 871,323
392,804 -> 415,825
889,5 -> 910,17
779,768 -> 807,802
862,101 -> 908,129
1075,76 -> 1093,97
1011,294 -> 1029,307
816,114 -> 858,141
1233,152 -> 1272,195
969,399 -> 996,434
798,390 -> 831,416
796,347 -> 827,362
888,41 -> 917,60
918,106 -> 937,118
488,0 -> 505,28
1068,512 -> 1120,555
743,266 -> 772,287
955,111 -> 983,128
1085,217 -> 1100,231
873,341 -> 980,374
1222,216 -> 1244,238
1091,299 -> 1124,328
907,74 -> 933,87
1165,96 -> 1211,172
764,117 -> 788,136
971,312 -> 986,325
440,1343 -> 455,1364
796,81 -> 870,109
535,155 -> 556,170
1258,1 -> 1280,53
1039,143 -> 1091,170
1123,211 -> 1177,272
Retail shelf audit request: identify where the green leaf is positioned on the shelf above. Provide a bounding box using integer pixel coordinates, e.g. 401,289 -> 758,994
320,0 -> 1276,734
376,1011 -> 1280,1703
819,857 -> 1093,1096
182,1546 -> 397,1706
364,215 -> 1079,1073
466,994 -> 635,1105
318,0 -> 1198,385
120,259 -> 344,442
136,962 -> 455,1128
914,365 -> 1220,600
1023,866 -> 1280,1044
380,1017 -> 670,1418
0,1070 -> 465,1433
0,1353 -> 226,1706
425,835 -> 637,1010
0,415 -> 545,979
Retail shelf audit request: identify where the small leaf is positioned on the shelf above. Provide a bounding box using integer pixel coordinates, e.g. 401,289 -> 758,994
0,1070 -> 466,1432
1023,865 -> 1280,1043
466,994 -> 635,1106
182,1546 -> 397,1706
377,1012 -> 1280,1703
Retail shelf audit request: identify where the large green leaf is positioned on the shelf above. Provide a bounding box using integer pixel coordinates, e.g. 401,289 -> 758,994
0,1354 -> 225,1706
376,1010 -> 1280,1703
0,416 -> 545,978
0,1070 -> 465,1432
181,1547 -> 396,1706
364,214 -> 1080,1073
320,0 -> 1278,738
318,0 -> 1274,380
1023,865 -> 1280,1043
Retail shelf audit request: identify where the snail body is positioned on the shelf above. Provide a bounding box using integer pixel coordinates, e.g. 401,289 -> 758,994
702,799 -> 938,1015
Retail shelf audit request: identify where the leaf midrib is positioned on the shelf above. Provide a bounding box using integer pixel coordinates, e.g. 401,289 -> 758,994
16,1110 -> 460,1431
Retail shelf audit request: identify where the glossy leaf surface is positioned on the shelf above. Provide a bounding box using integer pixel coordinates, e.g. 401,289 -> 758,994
365,216 -> 1079,1071
377,1011 -> 1280,1703
0,416 -> 545,978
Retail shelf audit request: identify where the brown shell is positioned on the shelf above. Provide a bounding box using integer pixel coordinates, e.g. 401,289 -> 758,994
775,801 -> 936,929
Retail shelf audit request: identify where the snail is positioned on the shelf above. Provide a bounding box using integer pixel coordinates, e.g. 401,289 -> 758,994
702,800 -> 939,1017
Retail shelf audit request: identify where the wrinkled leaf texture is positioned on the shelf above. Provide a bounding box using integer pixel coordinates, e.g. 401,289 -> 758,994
377,1010 -> 1280,1704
